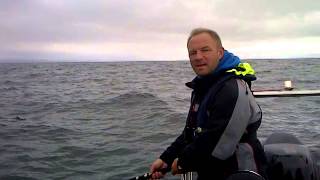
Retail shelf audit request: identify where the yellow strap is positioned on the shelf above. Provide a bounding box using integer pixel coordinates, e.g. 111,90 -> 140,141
227,63 -> 255,76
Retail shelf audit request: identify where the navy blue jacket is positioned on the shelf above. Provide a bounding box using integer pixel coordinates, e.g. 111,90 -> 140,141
160,72 -> 267,179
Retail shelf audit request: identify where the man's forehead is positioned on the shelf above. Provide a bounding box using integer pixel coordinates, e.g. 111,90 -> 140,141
188,45 -> 210,51
188,39 -> 217,50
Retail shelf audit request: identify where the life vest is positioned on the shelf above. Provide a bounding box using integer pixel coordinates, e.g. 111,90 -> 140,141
186,62 -> 263,174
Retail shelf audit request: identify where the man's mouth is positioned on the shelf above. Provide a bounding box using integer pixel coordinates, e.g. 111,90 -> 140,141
196,64 -> 206,68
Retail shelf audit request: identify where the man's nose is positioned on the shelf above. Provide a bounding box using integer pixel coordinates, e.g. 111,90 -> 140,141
194,50 -> 204,60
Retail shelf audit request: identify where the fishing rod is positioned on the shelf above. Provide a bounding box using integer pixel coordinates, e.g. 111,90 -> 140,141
128,168 -> 194,180
128,172 -> 152,180
128,168 -> 170,180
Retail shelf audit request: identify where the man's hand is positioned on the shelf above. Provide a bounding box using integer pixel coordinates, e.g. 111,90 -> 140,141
171,158 -> 181,175
150,159 -> 168,179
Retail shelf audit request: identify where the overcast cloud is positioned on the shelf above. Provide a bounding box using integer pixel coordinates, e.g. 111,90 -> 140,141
0,0 -> 319,61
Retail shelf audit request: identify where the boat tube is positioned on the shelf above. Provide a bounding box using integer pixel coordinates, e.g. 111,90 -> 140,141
264,132 -> 320,180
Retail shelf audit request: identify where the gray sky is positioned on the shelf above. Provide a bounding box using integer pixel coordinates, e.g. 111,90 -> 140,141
1,0 -> 320,62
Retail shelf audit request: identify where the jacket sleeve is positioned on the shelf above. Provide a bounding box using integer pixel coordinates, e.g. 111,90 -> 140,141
159,129 -> 188,166
159,91 -> 196,166
178,79 -> 252,170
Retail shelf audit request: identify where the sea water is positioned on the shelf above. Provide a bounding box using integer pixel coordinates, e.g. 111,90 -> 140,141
0,59 -> 319,179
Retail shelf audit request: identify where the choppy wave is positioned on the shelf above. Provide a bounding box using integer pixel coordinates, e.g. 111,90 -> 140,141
0,60 -> 319,179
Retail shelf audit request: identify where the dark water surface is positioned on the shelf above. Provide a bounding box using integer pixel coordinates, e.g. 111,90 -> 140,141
0,59 -> 319,179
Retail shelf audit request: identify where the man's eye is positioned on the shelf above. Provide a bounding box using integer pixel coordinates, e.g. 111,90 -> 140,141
201,48 -> 210,52
189,51 -> 196,56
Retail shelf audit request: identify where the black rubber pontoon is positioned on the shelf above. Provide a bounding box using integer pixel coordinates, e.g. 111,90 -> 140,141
264,132 -> 320,180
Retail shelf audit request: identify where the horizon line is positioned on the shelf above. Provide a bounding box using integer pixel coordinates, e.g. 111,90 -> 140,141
1,57 -> 320,63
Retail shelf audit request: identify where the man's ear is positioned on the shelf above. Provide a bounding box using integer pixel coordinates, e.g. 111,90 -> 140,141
218,47 -> 224,60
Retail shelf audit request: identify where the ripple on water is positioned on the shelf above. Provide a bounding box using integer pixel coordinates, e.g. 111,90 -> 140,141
0,175 -> 39,180
1,61 -> 319,179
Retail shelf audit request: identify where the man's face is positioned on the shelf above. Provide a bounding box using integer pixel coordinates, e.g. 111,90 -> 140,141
188,32 -> 224,76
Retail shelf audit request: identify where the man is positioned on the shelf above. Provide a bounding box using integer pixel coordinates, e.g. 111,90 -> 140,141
150,28 -> 267,180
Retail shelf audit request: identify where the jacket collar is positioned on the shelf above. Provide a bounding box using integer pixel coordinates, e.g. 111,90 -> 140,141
186,71 -> 230,91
